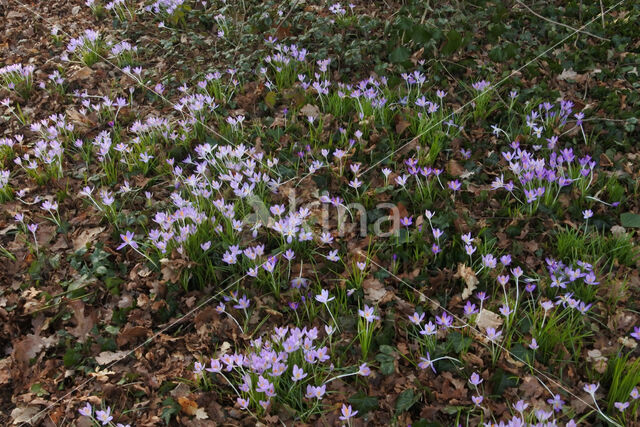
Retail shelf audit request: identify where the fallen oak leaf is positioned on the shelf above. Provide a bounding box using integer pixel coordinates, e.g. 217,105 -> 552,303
116,326 -> 150,347
94,350 -> 129,366
454,263 -> 478,300
362,277 -> 388,303
475,308 -> 503,331
299,103 -> 320,119
73,227 -> 105,251
11,406 -> 43,425
68,300 -> 96,343
395,116 -> 411,136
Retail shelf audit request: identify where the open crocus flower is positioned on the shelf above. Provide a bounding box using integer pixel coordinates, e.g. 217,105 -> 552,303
95,407 -> 113,425
117,230 -> 138,250
78,402 -> 92,417
339,404 -> 358,421
358,305 -> 379,323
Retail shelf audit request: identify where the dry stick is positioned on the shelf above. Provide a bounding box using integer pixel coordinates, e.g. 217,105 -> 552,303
515,0 -> 609,41
9,0 -> 285,179
272,0 -> 301,37
357,0 -> 623,179
365,257 -> 621,425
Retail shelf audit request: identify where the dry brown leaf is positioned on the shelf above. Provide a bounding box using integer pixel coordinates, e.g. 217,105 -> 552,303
73,227 -> 105,251
395,117 -> 411,136
88,367 -> 115,382
475,309 -> 503,331
299,104 -> 320,119
0,358 -> 11,384
116,326 -> 150,347
519,375 -> 544,399
12,334 -> 45,366
557,68 -> 578,81
11,406 -> 42,425
68,300 -> 96,343
455,264 -> 478,300
363,277 -> 387,303
195,408 -> 209,420
160,258 -> 191,283
71,66 -> 93,81
587,349 -> 608,374
95,350 -> 129,366
447,159 -> 465,177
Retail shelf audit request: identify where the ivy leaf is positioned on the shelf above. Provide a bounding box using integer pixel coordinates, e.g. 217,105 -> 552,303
448,331 -> 472,353
411,25 -> 431,44
491,368 -> 519,395
621,212 -> 640,228
375,346 -> 396,375
348,392 -> 379,415
161,398 -> 180,425
395,389 -> 419,412
441,30 -> 463,55
389,46 -> 410,64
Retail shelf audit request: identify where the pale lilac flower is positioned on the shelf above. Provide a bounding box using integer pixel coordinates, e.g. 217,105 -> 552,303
615,401 -> 630,412
234,295 -> 250,310
469,372 -> 483,386
237,397 -> 249,409
339,404 -> 358,421
117,230 -> 138,250
513,400 -> 528,412
358,305 -> 379,323
315,289 -> 335,304
547,394 -> 565,412
583,383 -> 599,394
358,363 -> 371,376
418,352 -> 436,373
408,312 -> 425,325
78,403 -> 92,417
485,327 -> 502,341
95,407 -> 113,425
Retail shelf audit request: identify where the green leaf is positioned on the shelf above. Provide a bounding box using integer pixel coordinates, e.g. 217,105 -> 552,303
510,343 -> 532,364
412,420 -> 441,427
264,91 -> 277,109
348,392 -> 379,415
448,331 -> 472,353
375,349 -> 395,375
380,360 -> 395,375
395,389 -> 418,412
389,46 -> 410,64
411,26 -> 431,44
441,30 -> 463,55
491,368 -> 519,395
63,348 -> 83,368
379,345 -> 395,355
30,383 -> 49,396
161,398 -> 180,425
621,212 -> 640,228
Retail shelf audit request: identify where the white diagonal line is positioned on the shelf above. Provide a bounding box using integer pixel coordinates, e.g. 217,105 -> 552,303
9,0 -> 284,179
365,256 -> 620,424
358,0 -> 623,177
